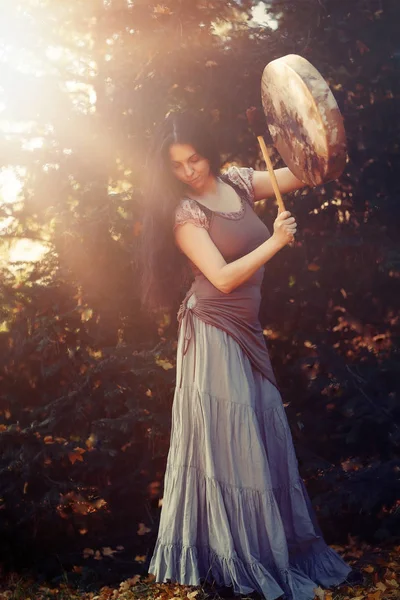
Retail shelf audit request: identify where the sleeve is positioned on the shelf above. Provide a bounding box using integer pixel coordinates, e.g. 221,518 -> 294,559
173,198 -> 210,231
224,166 -> 255,207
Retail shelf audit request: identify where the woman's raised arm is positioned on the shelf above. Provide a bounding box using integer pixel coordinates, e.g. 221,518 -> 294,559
252,167 -> 307,202
174,210 -> 296,294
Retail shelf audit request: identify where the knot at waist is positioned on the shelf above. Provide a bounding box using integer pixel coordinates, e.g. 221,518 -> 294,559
177,291 -> 197,388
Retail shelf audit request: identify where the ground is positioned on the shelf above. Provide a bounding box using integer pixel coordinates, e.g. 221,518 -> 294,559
0,540 -> 398,600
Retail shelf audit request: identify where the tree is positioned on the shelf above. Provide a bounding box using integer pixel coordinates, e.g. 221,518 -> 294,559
0,0 -> 398,585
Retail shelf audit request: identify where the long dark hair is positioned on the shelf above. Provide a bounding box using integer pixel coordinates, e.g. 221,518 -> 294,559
137,110 -> 221,313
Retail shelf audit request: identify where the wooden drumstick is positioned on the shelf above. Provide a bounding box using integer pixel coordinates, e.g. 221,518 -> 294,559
246,107 -> 286,214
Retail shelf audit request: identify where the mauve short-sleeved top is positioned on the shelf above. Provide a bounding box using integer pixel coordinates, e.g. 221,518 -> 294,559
174,166 -> 277,388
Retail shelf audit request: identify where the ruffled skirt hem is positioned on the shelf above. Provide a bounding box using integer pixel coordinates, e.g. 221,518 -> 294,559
149,539 -> 351,600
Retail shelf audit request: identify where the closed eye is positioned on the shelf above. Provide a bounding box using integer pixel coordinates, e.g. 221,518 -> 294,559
171,154 -> 201,169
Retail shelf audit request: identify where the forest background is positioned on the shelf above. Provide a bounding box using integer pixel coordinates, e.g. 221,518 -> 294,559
0,0 -> 399,589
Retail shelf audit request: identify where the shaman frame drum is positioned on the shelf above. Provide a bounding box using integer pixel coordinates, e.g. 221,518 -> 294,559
261,54 -> 347,186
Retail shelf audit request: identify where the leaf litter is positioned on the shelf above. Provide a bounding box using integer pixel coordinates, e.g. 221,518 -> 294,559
0,541 -> 399,600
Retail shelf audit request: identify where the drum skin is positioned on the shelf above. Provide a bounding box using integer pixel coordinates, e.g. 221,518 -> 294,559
261,54 -> 347,186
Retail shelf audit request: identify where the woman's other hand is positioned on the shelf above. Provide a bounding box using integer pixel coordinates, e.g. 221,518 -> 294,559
272,211 -> 297,248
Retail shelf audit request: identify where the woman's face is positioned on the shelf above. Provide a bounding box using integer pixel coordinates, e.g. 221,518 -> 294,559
169,143 -> 212,193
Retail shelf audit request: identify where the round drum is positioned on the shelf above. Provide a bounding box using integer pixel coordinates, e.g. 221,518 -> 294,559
261,54 -> 347,186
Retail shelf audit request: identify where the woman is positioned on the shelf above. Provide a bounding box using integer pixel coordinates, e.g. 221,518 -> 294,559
139,110 -> 351,600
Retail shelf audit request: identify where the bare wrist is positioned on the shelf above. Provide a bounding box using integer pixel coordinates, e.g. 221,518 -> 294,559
270,232 -> 285,252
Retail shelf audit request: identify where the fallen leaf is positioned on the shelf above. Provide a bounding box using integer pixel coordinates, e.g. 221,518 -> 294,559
85,434 -> 97,449
119,581 -> 131,592
156,358 -> 174,370
313,586 -> 324,600
375,582 -> 387,592
102,546 -> 117,557
68,447 -> 86,464
94,498 -> 107,509
363,565 -> 375,573
134,554 -> 146,563
137,522 -> 151,535
308,263 -> 320,272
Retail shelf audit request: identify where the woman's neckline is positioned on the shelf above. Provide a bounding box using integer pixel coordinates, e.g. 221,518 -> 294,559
185,175 -> 245,219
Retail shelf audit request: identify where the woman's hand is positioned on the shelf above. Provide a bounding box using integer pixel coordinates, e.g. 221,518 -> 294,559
272,210 -> 297,249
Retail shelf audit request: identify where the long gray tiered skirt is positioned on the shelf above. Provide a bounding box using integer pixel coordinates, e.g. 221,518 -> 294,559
148,302 -> 351,599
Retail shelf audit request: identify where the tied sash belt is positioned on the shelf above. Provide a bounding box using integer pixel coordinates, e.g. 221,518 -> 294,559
177,290 -> 197,389
176,287 -> 278,390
